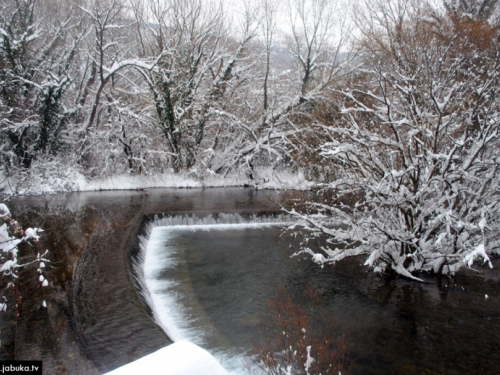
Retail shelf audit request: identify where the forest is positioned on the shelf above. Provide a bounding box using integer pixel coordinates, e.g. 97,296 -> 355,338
1,0 -> 500,279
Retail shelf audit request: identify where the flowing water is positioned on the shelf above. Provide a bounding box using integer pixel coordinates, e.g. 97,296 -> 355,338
141,214 -> 294,373
5,188 -> 287,374
6,188 -> 500,374
141,213 -> 500,375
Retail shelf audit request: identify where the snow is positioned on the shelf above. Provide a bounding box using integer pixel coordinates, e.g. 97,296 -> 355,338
312,253 -> 327,265
0,204 -> 10,216
105,59 -> 156,76
304,345 -> 314,374
0,224 -> 22,253
0,167 -> 314,196
104,340 -> 229,375
0,260 -> 16,273
23,227 -> 41,241
464,243 -> 493,269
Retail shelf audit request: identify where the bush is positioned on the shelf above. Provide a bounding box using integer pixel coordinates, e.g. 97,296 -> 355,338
255,284 -> 351,375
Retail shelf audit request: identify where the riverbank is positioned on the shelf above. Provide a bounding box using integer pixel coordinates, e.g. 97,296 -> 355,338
1,168 -> 315,197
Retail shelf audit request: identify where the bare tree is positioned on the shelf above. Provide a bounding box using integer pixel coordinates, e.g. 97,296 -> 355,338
260,0 -> 279,114
285,0 -> 353,102
79,0 -> 132,134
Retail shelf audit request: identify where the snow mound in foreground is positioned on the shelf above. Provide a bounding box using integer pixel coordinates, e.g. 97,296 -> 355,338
104,340 -> 229,375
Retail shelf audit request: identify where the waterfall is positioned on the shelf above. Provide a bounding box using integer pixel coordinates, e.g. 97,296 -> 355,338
151,212 -> 291,228
132,213 -> 291,373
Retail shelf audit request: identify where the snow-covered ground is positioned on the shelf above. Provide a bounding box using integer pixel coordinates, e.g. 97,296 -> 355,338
104,340 -> 229,375
1,167 -> 314,196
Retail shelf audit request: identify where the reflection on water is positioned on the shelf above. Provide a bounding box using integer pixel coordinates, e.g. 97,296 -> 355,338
146,219 -> 500,375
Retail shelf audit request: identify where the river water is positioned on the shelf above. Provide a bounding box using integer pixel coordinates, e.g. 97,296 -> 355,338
141,213 -> 500,374
6,188 -> 500,374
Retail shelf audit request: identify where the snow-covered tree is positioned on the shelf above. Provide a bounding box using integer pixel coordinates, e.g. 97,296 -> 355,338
130,0 -> 258,173
0,0 -> 83,173
290,0 -> 500,279
211,0 -> 358,181
444,0 -> 500,23
76,0 -> 156,176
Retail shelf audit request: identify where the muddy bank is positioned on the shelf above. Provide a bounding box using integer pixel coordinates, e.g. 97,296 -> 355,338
5,188 -> 288,374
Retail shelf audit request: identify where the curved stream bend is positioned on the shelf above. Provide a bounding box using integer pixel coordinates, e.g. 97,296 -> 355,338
10,188 -> 285,374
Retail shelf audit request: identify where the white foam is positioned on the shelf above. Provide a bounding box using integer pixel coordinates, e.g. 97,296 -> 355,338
152,213 -> 291,227
144,227 -> 202,343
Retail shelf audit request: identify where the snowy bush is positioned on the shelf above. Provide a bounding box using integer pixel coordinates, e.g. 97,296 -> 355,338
0,203 -> 49,312
290,1 -> 500,280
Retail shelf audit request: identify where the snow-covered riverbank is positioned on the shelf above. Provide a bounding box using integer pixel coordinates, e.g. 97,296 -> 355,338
1,168 -> 314,196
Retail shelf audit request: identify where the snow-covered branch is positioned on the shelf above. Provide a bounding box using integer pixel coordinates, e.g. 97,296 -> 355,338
0,204 -> 50,312
291,2 -> 500,279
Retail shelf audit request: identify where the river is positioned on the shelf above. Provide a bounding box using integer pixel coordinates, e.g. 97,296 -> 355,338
5,188 -> 500,374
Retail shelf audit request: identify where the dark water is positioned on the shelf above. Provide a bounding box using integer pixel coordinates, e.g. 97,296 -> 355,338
5,187 -> 500,374
154,225 -> 500,375
5,188 -> 287,374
